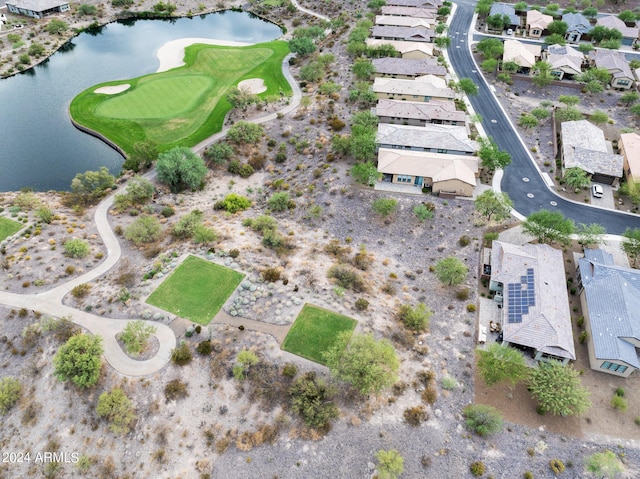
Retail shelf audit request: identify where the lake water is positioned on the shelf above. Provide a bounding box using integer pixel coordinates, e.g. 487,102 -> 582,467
0,11 -> 282,192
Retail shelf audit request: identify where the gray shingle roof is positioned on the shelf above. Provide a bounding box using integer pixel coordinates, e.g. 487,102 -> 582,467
380,6 -> 438,18
372,57 -> 446,76
489,3 -> 520,26
371,25 -> 435,42
562,12 -> 593,34
561,120 -> 623,177
374,98 -> 466,123
579,249 -> 640,368
376,123 -> 478,153
6,0 -> 68,10
491,241 -> 575,360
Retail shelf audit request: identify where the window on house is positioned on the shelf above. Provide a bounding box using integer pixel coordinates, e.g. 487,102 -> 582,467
437,149 -> 447,154
600,362 -> 628,373
396,175 -> 413,183
617,80 -> 630,86
532,29 -> 540,35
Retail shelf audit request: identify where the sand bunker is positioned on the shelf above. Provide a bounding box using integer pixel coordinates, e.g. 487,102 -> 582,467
237,78 -> 267,94
156,38 -> 252,73
94,84 -> 130,95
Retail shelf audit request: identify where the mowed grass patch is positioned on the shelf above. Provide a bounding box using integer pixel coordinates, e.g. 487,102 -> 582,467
0,217 -> 22,241
70,41 -> 291,156
146,255 -> 244,325
281,304 -> 357,365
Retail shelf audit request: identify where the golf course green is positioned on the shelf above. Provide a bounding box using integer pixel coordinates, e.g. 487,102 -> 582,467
69,40 -> 291,156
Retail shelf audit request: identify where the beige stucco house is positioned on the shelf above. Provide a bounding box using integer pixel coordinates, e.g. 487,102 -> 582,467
366,39 -> 436,59
619,132 -> 640,186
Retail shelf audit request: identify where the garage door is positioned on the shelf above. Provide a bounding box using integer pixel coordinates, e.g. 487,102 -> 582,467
591,174 -> 615,185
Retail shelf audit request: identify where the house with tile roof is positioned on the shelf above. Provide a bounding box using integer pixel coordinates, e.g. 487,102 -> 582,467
489,241 -> 575,364
618,132 -> 640,186
374,98 -> 466,126
380,6 -> 438,19
372,75 -> 455,102
385,0 -> 442,8
376,123 -> 478,155
5,0 -> 69,18
375,15 -> 433,29
590,49 -> 635,90
545,44 -> 585,80
577,249 -> 640,377
371,25 -> 435,43
377,149 -> 478,196
366,39 -> 435,59
503,39 -> 541,73
597,15 -> 638,46
562,12 -> 592,43
372,57 -> 446,79
526,10 -> 553,38
561,120 -> 623,185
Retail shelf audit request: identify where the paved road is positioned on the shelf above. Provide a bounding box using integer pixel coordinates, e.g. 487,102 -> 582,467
448,1 -> 640,234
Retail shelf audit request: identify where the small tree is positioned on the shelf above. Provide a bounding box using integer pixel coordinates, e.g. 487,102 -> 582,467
96,388 -> 136,434
621,227 -> 640,266
475,190 -> 513,222
63,238 -> 90,258
350,162 -> 380,186
555,107 -> 584,122
476,38 -> 504,59
124,176 -> 154,204
528,361 -> 591,416
124,216 -> 163,245
352,58 -> 375,80
397,303 -> 432,331
463,404 -> 503,436
0,377 -> 22,415
323,332 -> 399,396
455,78 -> 479,96
585,450 -> 625,479
120,321 -> 156,355
564,167 -> 591,190
532,60 -> 553,88
156,147 -> 207,192
478,137 -> 511,171
45,19 -> 68,34
290,372 -> 339,429
227,121 -> 264,145
205,142 -> 234,165
522,210 -> 575,245
477,343 -> 529,386
590,110 -> 609,124
53,334 -> 103,388
620,91 -> 639,107
434,256 -> 468,286
172,210 -> 204,239
547,20 -> 568,36
124,141 -> 157,172
372,198 -> 398,217
289,36 -> 316,56
558,95 -> 580,107
375,449 -> 404,479
71,167 -> 115,204
577,223 -> 606,247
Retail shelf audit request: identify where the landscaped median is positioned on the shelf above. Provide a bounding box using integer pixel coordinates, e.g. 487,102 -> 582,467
69,40 -> 291,156
146,255 -> 244,325
281,304 -> 357,364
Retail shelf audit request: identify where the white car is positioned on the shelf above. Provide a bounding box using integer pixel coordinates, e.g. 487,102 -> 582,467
592,184 -> 604,198
506,28 -> 513,35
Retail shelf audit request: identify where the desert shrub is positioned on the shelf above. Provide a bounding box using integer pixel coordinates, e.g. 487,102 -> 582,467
549,459 -> 565,474
0,377 -> 22,415
413,204 -> 434,221
372,198 -> 398,217
238,163 -> 254,178
120,321 -> 156,355
217,193 -> 251,213
422,384 -> 438,405
262,267 -> 281,282
71,283 -> 91,299
611,395 -> 627,411
578,330 -> 588,344
192,224 -> 217,244
458,235 -> 471,247
484,232 -> 499,244
63,238 -> 90,258
228,248 -> 240,258
172,210 -> 203,239
248,154 -> 266,170
161,206 -> 174,217
375,449 -> 404,479
327,264 -> 367,292
96,388 -> 136,434
290,371 -> 339,429
283,363 -> 297,378
397,303 -> 431,331
456,288 -> 470,300
164,379 -> 189,402
246,214 -> 277,233
352,246 -> 372,271
524,472 -> 534,479
355,298 -> 369,311
196,340 -> 212,356
171,342 -> 192,366
467,303 -> 477,312
403,405 -> 428,426
36,206 -> 53,224
463,404 -> 503,436
124,216 -> 163,245
268,192 -> 291,212
615,387 -> 625,397
53,334 -> 103,388
470,461 -> 486,477
441,375 -> 458,390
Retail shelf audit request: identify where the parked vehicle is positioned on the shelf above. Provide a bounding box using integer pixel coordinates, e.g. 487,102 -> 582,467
592,184 -> 604,198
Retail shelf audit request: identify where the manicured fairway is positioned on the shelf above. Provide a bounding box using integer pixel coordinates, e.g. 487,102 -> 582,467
281,304 -> 357,365
0,217 -> 22,242
70,41 -> 291,156
146,255 -> 244,325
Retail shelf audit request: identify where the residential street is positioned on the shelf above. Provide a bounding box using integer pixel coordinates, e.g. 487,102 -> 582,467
448,0 -> 640,234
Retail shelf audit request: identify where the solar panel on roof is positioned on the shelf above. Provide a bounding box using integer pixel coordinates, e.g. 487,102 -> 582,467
505,268 -> 536,324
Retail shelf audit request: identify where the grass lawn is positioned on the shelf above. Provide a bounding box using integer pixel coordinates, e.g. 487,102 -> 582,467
281,304 -> 357,365
146,255 -> 244,325
70,40 -> 291,156
0,217 -> 22,242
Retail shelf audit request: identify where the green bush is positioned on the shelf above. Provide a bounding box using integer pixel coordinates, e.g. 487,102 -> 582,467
196,341 -> 212,356
238,163 -> 254,178
217,193 -> 251,213
470,461 -> 486,477
549,459 -> 565,474
372,198 -> 398,217
63,238 -> 90,258
463,404 -> 503,436
375,449 -> 404,479
413,204 -> 434,221
192,224 -> 217,244
611,395 -> 627,411
328,264 -> 368,292
172,210 -> 203,239
120,321 -> 156,355
355,298 -> 369,311
171,342 -> 193,366
283,363 -> 297,378
53,334 -> 103,388
290,371 -> 339,429
96,388 -> 136,434
268,192 -> 291,212
124,216 -> 163,245
441,375 -> 458,390
397,303 -> 431,331
161,206 -> 175,217
458,235 -> 471,247
36,206 -> 53,224
0,377 -> 22,415
615,387 -> 625,397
